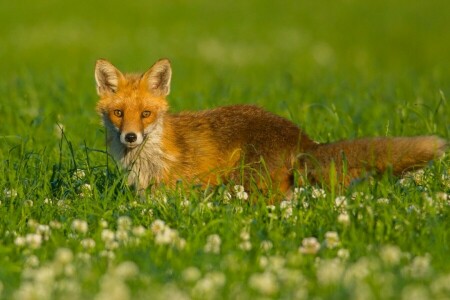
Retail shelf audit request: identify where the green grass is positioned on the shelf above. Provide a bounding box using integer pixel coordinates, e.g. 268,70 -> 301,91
1,0 -> 450,299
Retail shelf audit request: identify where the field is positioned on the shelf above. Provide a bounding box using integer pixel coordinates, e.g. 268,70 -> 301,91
1,0 -> 450,299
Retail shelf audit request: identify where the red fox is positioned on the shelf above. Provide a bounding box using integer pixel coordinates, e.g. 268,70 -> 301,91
95,58 -> 447,197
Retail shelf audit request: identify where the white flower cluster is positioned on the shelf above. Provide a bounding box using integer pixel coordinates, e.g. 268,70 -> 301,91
150,219 -> 186,249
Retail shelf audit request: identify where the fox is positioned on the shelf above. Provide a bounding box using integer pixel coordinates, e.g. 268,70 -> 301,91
95,58 -> 447,198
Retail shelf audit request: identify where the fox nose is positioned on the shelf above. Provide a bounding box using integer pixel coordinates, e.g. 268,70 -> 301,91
125,133 -> 137,143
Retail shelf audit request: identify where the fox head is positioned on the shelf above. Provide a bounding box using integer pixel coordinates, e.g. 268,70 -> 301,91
95,59 -> 171,148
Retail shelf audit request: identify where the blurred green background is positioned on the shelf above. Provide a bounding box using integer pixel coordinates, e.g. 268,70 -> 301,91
0,0 -> 449,155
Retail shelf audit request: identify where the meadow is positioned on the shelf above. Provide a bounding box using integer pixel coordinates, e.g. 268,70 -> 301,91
1,0 -> 450,299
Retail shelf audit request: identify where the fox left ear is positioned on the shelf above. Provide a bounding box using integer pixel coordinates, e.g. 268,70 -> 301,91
95,59 -> 124,96
142,59 -> 172,97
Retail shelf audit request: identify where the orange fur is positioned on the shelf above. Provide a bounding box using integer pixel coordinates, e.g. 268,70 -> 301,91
95,59 -> 447,197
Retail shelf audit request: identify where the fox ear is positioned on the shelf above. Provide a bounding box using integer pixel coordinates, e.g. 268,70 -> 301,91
142,59 -> 172,97
95,59 -> 124,96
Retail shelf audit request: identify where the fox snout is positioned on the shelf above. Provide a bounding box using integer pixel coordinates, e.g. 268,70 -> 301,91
120,131 -> 144,148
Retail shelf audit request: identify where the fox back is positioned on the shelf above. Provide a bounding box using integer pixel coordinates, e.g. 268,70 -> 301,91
95,59 -> 447,196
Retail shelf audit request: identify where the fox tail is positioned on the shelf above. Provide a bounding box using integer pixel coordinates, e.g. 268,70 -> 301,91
302,136 -> 447,185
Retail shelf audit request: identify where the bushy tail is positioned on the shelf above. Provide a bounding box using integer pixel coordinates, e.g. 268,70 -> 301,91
303,136 -> 447,185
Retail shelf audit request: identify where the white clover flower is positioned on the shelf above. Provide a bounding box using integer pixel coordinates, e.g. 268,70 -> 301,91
98,220 -> 108,229
114,261 -> 139,279
15,236 -> 26,247
380,245 -> 402,265
311,187 -> 326,199
36,225 -> 51,238
71,219 -> 88,234
72,169 -> 86,180
132,225 -> 146,237
337,212 -> 350,225
204,234 -> 221,254
240,230 -> 250,241
430,274 -> 450,296
181,199 -> 190,207
54,122 -> 65,138
234,185 -> 249,200
101,229 -> 115,243
401,285 -> 429,300
325,231 -> 340,249
299,237 -> 320,255
81,238 -> 96,250
402,255 -> 432,279
26,233 -> 42,249
182,267 -> 202,282
79,183 -> 93,198
55,248 -> 73,265
223,191 -> 232,203
239,240 -> 252,251
49,221 -> 62,229
117,216 -> 132,231
99,250 -> 116,261
151,219 -> 166,234
249,272 -> 279,296
337,248 -> 350,260
4,188 -> 18,198
25,255 -> 40,268
316,258 -> 344,285
377,197 -> 390,204
24,199 -> 34,207
260,240 -> 273,252
334,196 -> 347,209
115,229 -> 129,243
155,227 -> 178,245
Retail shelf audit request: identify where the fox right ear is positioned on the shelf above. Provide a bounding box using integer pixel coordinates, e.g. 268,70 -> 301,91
95,60 -> 123,96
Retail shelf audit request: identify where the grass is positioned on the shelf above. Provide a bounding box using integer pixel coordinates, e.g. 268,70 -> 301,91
1,0 -> 450,299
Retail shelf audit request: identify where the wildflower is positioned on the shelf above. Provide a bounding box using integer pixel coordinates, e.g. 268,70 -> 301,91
15,236 -> 26,247
114,261 -> 139,279
72,169 -> 86,180
117,216 -> 132,231
182,267 -> 202,282
25,255 -> 40,268
154,227 -> 178,245
54,123 -> 65,138
324,231 -> 340,249
150,219 -> 166,234
204,234 -> 221,254
334,196 -> 347,209
222,190 -> 232,203
260,240 -> 273,252
239,240 -> 252,251
402,255 -> 432,279
24,199 -> 33,207
337,248 -> 350,260
81,238 -> 96,250
337,212 -> 350,225
181,199 -> 190,207
311,187 -> 326,199
4,188 -> 18,198
377,197 -> 390,204
71,219 -> 88,234
316,259 -> 344,285
234,185 -> 249,200
100,219 -> 108,228
79,183 -> 93,198
49,221 -> 62,229
54,248 -> 73,265
115,229 -> 129,243
299,237 -> 320,255
101,229 -> 115,243
380,245 -> 402,265
132,225 -> 146,237
26,233 -> 42,249
401,285 -> 429,300
249,272 -> 279,296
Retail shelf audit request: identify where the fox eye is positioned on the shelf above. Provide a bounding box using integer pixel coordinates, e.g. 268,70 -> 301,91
142,111 -> 151,118
113,110 -> 123,117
